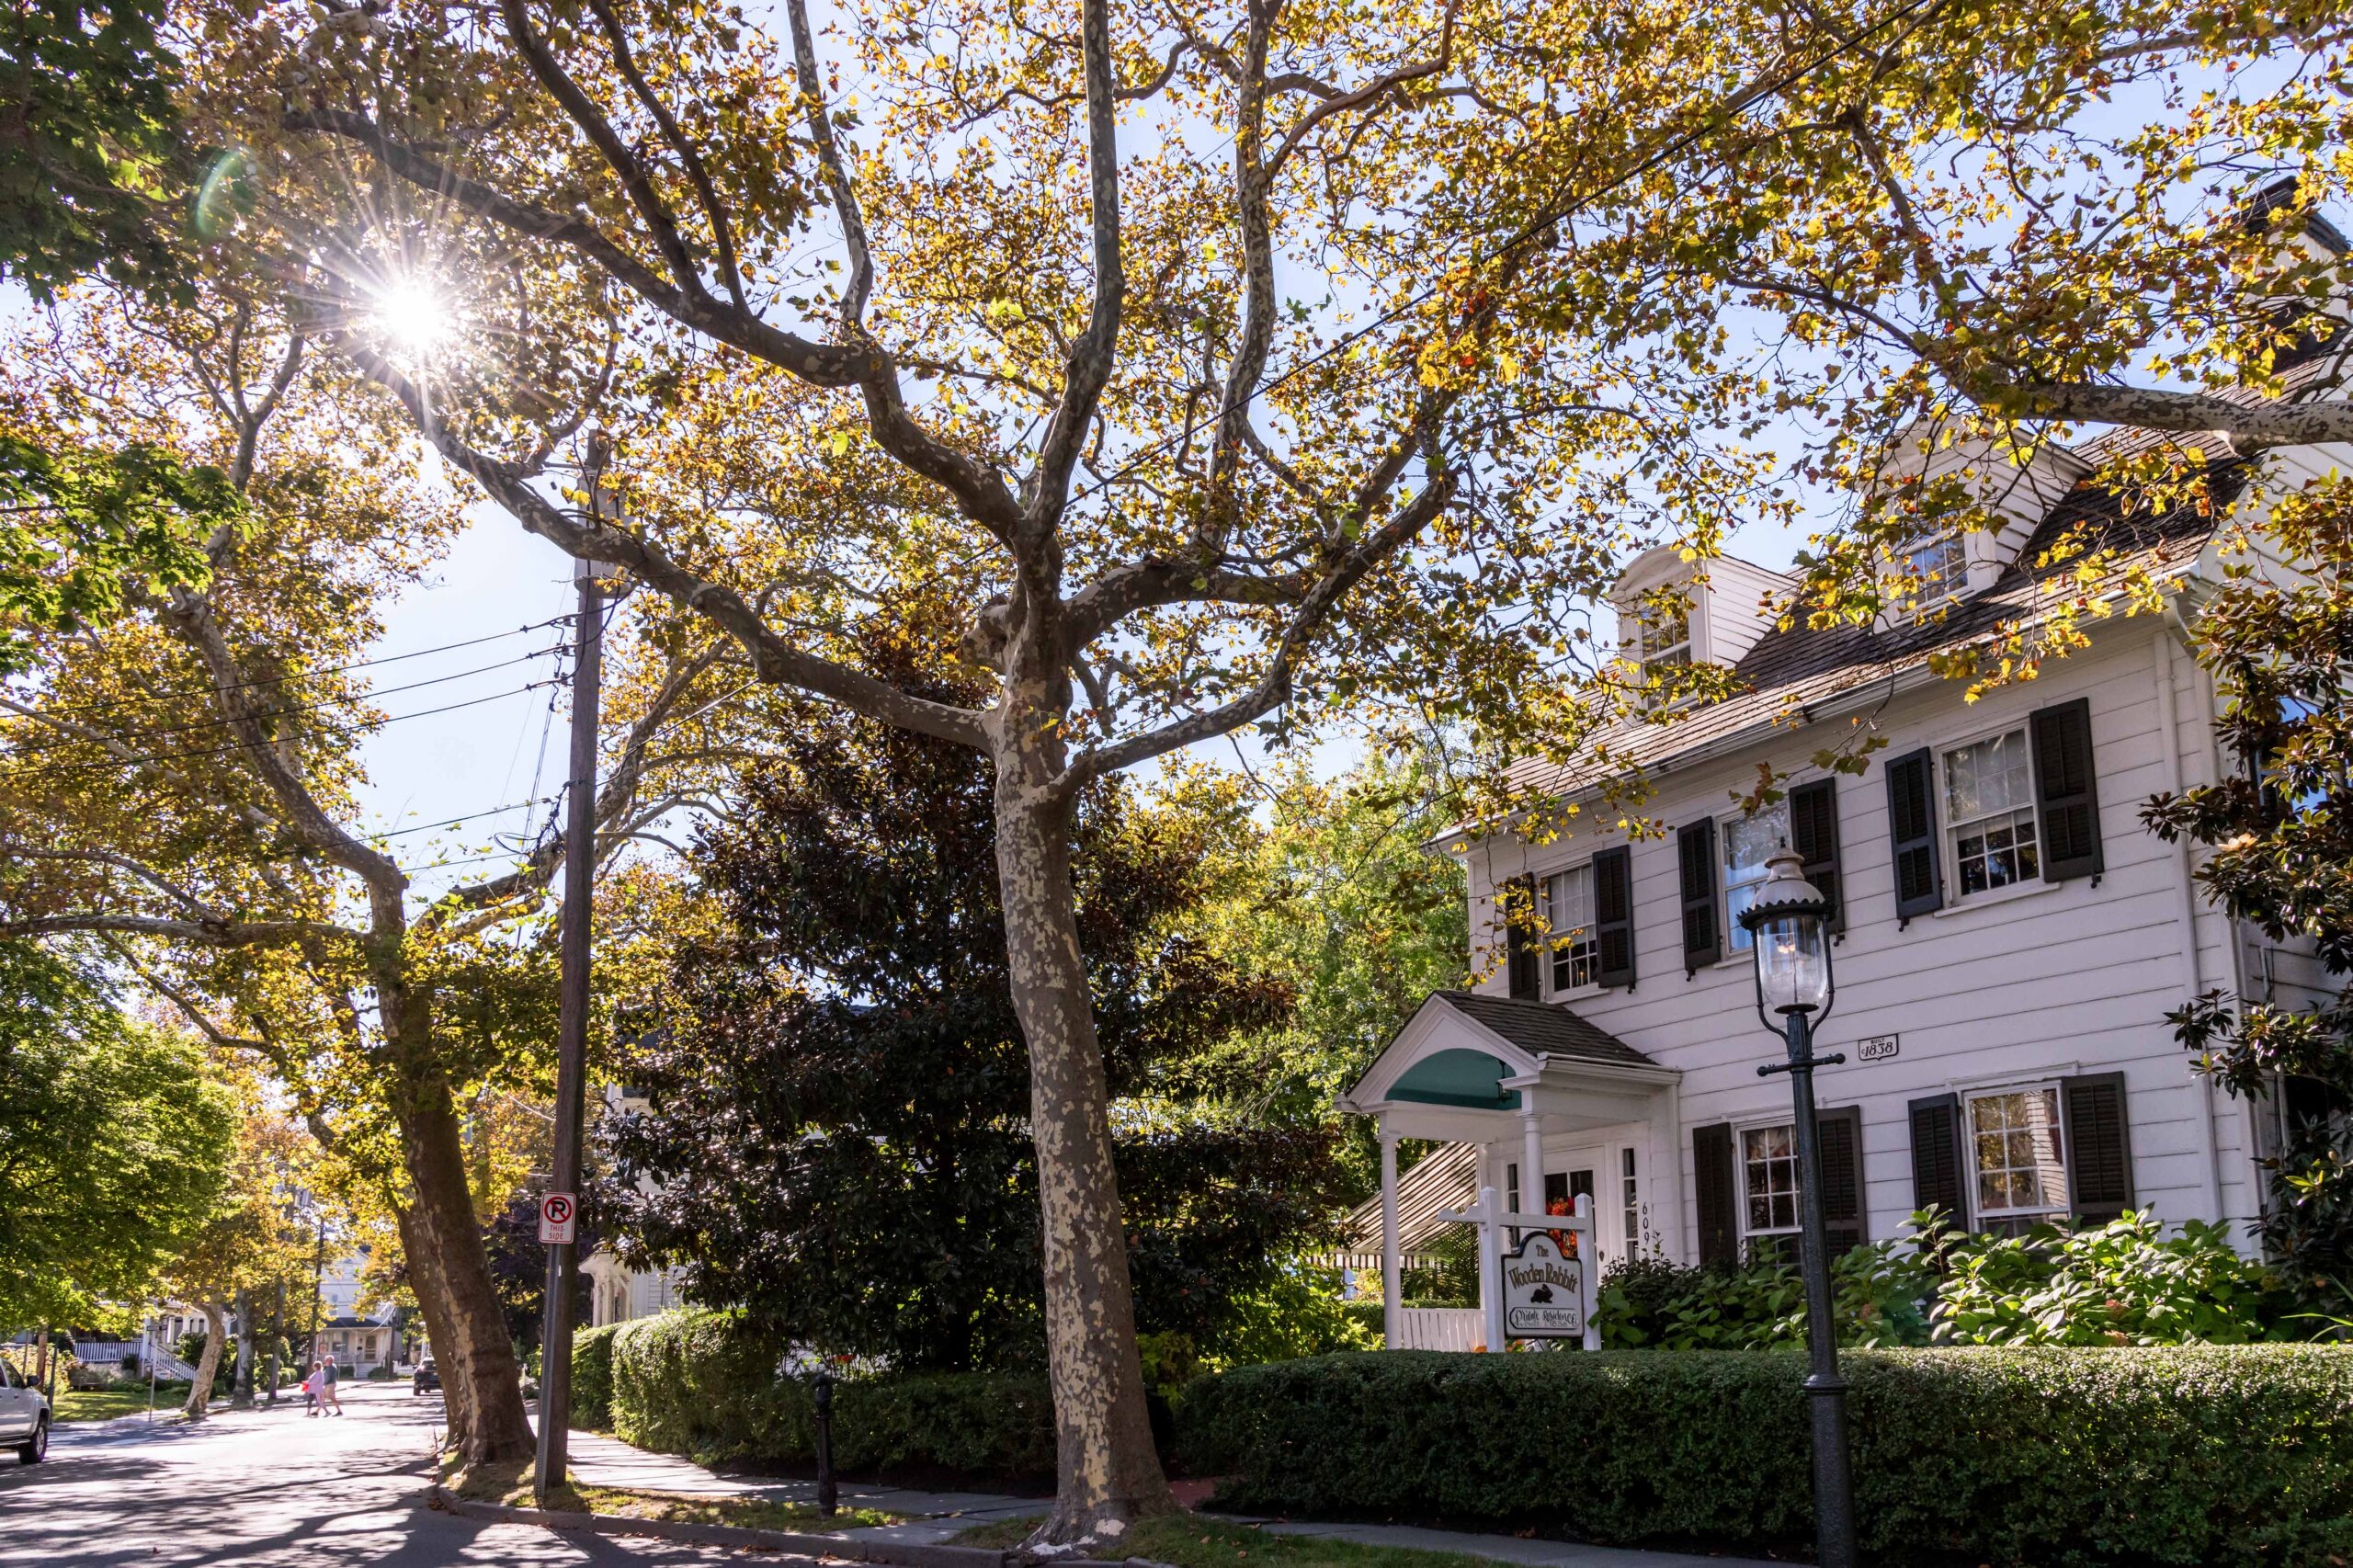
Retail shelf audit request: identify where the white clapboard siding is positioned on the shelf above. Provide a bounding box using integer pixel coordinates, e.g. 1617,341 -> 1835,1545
1466,624 -> 2271,1256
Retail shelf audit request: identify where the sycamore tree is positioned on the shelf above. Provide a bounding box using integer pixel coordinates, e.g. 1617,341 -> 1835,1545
195,0 -> 1769,1533
0,279 -> 736,1462
164,0 -> 2353,1537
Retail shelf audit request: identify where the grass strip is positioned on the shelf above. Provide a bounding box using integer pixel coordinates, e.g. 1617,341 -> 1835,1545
955,1514 -> 1497,1568
449,1457 -> 897,1531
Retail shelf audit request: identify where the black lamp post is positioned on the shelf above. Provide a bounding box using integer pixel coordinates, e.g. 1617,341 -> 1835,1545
1738,847 -> 1857,1568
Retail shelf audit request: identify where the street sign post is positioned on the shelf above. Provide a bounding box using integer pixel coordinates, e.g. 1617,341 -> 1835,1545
538,1192 -> 577,1245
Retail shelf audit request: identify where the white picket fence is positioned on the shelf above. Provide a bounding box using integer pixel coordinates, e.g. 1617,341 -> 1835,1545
1391,1306 -> 1483,1352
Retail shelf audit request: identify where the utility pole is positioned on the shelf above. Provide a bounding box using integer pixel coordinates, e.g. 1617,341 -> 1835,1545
535,439 -> 619,1502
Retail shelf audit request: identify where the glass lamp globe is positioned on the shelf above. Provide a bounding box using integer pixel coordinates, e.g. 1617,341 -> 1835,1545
1738,847 -> 1834,1022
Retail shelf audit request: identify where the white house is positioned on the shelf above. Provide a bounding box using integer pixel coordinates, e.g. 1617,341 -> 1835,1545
1345,412 -> 2339,1351
579,1085 -> 688,1328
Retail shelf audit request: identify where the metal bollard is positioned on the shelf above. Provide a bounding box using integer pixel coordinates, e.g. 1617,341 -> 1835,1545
813,1369 -> 837,1518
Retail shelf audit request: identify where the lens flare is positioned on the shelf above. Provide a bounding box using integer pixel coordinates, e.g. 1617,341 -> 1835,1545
367,278 -> 454,363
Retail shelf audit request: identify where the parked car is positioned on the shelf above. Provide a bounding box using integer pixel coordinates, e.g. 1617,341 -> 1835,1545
412,1359 -> 439,1396
0,1358 -> 49,1464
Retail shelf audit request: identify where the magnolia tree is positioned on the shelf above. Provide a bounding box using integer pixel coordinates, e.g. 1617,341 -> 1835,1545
175,0 -> 2353,1539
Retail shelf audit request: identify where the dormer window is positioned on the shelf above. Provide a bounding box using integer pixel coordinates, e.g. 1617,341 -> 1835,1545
1638,587 -> 1692,683
1900,529 -> 1967,609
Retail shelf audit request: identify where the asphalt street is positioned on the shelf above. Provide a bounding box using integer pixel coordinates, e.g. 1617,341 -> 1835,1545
0,1381 -> 816,1568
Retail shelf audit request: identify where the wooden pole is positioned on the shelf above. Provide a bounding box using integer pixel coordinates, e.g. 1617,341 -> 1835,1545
535,466 -> 614,1502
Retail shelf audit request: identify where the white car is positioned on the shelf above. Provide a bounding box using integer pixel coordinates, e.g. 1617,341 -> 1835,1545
0,1360 -> 48,1464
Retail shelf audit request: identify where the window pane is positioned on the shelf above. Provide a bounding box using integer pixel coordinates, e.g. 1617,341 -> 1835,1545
1904,531 -> 1966,599
1741,1123 -> 1800,1235
1968,1088 -> 2068,1216
1543,865 -> 1600,991
1723,801 -> 1790,951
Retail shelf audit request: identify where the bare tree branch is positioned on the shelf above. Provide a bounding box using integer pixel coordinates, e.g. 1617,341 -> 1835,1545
341,342 -> 994,751
784,0 -> 874,328
1027,0 -> 1129,528
1066,452 -> 1460,782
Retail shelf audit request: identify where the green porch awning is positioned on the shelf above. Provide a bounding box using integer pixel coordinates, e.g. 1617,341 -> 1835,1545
1388,1047 -> 1520,1110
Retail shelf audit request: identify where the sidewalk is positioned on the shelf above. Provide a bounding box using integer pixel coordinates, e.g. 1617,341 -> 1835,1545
563,1426 -> 1052,1545
561,1429 -> 1780,1565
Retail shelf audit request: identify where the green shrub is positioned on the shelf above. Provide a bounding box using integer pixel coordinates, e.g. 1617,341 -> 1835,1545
1596,1212 -> 2299,1351
572,1324 -> 620,1430
1209,1266 -> 1376,1369
1931,1213 -> 2297,1344
1596,1241 -> 1933,1350
609,1308 -> 1054,1480
1336,1301 -> 1383,1343
1175,1346 -> 2353,1567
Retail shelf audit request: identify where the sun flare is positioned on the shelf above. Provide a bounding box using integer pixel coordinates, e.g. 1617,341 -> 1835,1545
367,277 -> 455,363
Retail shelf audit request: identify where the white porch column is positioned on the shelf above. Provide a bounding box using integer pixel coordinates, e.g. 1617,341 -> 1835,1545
1520,1108 -> 1547,1222
1652,1078 -> 1688,1262
1379,1123 -> 1402,1344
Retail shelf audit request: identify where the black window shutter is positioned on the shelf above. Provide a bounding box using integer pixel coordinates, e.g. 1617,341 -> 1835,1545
2062,1072 -> 2135,1223
1677,819 -> 1719,975
1790,778 -> 1844,932
1907,1093 -> 1967,1230
2031,698 -> 2104,882
1593,846 -> 1635,989
1815,1105 -> 1868,1256
1504,874 -> 1540,999
1884,746 -> 1944,924
1693,1122 -> 1737,1267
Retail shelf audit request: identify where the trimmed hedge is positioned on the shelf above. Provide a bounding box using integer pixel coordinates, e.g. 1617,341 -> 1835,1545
1174,1346 -> 2353,1568
572,1324 -> 620,1430
608,1308 -> 1055,1481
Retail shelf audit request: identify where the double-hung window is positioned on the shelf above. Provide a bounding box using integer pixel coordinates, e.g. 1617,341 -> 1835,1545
1739,1122 -> 1801,1247
1639,590 -> 1691,683
1902,530 -> 1967,606
1942,728 -> 2040,895
1541,864 -> 1600,993
1722,801 -> 1789,951
1965,1085 -> 2069,1229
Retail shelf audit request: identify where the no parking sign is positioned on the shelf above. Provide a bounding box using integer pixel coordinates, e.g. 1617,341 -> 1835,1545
539,1191 -> 577,1244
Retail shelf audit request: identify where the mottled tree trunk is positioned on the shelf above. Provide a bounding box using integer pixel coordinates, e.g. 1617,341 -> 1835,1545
185,1302 -> 227,1420
992,699 -> 1173,1545
377,955 -> 534,1465
396,1201 -> 471,1452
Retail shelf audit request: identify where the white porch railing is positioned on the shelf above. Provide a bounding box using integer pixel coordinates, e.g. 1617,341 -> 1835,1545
1391,1307 -> 1483,1352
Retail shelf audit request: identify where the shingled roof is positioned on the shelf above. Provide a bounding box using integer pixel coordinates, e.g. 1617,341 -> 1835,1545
1502,456 -> 2247,803
1432,990 -> 1657,1070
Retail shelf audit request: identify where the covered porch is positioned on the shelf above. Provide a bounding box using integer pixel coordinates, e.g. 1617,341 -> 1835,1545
1338,990 -> 1682,1351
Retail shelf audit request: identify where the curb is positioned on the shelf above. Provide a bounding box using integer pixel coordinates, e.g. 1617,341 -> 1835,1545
426,1484 -> 1013,1568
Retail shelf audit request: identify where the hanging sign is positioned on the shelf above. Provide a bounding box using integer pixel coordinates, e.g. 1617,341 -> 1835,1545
1502,1231 -> 1586,1338
539,1191 -> 578,1244
1439,1186 -> 1602,1349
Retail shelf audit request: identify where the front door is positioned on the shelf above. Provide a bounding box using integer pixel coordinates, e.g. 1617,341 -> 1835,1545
1543,1167 -> 1597,1259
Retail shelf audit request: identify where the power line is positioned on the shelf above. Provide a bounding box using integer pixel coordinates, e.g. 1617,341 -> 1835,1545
0,645 -> 564,756
0,679 -> 563,781
1065,0 -> 1954,507
361,796 -> 555,845
2,616 -> 574,720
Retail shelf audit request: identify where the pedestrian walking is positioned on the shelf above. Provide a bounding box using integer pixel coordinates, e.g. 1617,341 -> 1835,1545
301,1359 -> 324,1417
321,1355 -> 342,1415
